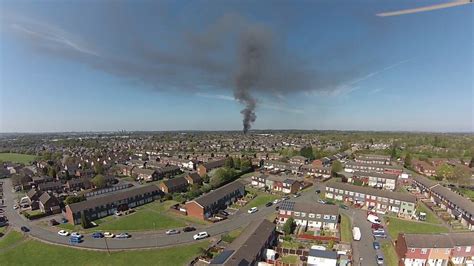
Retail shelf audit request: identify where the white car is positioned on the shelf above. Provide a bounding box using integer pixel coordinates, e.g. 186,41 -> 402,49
248,207 -> 258,214
273,199 -> 280,204
193,232 -> 209,240
70,232 -> 83,238
57,230 -> 69,236
104,232 -> 115,238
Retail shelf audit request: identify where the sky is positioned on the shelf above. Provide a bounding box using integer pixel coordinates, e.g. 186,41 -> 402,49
0,0 -> 472,133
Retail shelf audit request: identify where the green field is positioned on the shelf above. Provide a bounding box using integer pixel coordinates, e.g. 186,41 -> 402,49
96,210 -> 186,231
417,203 -> 442,224
0,231 -> 25,249
458,188 -> 474,201
340,213 -> 352,243
386,217 -> 449,239
0,233 -> 208,266
245,193 -> 280,209
0,153 -> 37,164
281,255 -> 298,264
382,242 -> 398,266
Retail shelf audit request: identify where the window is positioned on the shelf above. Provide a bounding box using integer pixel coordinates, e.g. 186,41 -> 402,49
294,212 -> 300,217
411,248 -> 415,253
323,215 -> 330,219
280,210 -> 286,215
309,213 -> 315,218
467,246 -> 471,252
331,215 -> 337,220
301,212 -> 306,217
389,199 -> 394,204
421,249 -> 427,254
445,249 -> 450,254
316,214 -> 321,218
457,247 -> 461,251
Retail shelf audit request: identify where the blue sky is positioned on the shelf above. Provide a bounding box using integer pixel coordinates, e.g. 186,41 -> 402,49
0,0 -> 472,132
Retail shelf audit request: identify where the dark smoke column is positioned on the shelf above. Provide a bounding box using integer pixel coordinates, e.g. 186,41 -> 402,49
234,26 -> 270,134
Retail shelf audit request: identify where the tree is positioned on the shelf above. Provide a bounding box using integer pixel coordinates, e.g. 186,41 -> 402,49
64,195 -> 86,205
331,161 -> 343,175
300,146 -> 315,160
283,217 -> 295,235
234,157 -> 241,170
452,165 -> 471,184
469,158 -> 474,168
94,162 -> 104,175
240,159 -> 252,172
436,163 -> 454,181
224,157 -> 234,169
92,174 -> 107,189
48,167 -> 57,178
404,153 -> 412,168
80,211 -> 90,229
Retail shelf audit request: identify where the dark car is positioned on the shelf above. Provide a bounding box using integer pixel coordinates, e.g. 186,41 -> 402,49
373,242 -> 380,250
20,226 -> 30,232
265,202 -> 273,207
61,218 -> 68,224
339,204 -> 349,210
275,206 -> 280,211
49,219 -> 59,226
315,189 -> 321,194
218,210 -> 229,216
371,223 -> 383,230
92,232 -> 104,238
183,226 -> 196,232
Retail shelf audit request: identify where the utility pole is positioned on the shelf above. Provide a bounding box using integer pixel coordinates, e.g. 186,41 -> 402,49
154,222 -> 158,248
104,237 -> 110,255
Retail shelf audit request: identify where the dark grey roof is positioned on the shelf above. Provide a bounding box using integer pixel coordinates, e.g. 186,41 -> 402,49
223,219 -> 275,266
280,201 -> 339,216
402,233 -> 454,248
210,250 -> 235,265
203,159 -> 226,169
430,185 -> 474,215
162,177 -> 188,189
449,232 -> 474,246
67,185 -> 160,213
39,192 -> 57,205
308,249 -> 338,259
193,181 -> 244,208
412,175 -> 437,188
186,172 -> 201,183
326,181 -> 416,203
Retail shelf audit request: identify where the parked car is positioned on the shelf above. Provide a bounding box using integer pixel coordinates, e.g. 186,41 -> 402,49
373,232 -> 387,238
61,218 -> 68,224
71,232 -> 83,238
57,230 -> 69,237
265,202 -> 273,207
166,229 -> 180,235
193,232 -> 209,240
293,193 -> 301,198
13,205 -> 19,210
104,232 -> 115,238
116,233 -> 130,239
373,242 -> 380,250
371,223 -> 383,230
183,226 -> 196,232
339,204 -> 349,210
20,226 -> 30,232
70,236 -> 82,244
273,199 -> 280,204
376,255 -> 384,265
367,214 -> 381,224
317,199 -> 326,204
49,219 -> 59,226
248,207 -> 258,214
92,232 -> 104,238
372,229 -> 385,235
282,196 -> 290,200
218,210 -> 229,216
114,211 -> 122,217
315,189 -> 321,194
275,206 -> 280,211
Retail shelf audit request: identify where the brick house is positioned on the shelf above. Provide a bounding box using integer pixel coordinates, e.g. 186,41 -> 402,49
197,159 -> 226,177
351,171 -> 398,191
39,192 -> 61,214
251,174 -> 302,194
184,172 -> 202,185
185,181 -> 245,220
277,201 -> 339,232
159,176 -> 188,194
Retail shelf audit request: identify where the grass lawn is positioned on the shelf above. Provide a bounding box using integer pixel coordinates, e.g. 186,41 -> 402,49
221,228 -> 242,243
1,237 -> 209,266
382,242 -> 398,266
281,255 -> 298,264
386,217 -> 448,239
95,210 -> 185,231
0,153 -> 37,164
0,231 -> 25,249
245,193 -> 280,209
458,188 -> 474,201
340,213 -> 352,243
417,203 -> 442,224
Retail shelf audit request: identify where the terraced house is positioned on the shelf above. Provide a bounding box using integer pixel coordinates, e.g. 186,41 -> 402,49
277,201 -> 339,232
251,174 -> 302,194
344,162 -> 403,175
354,154 -> 391,165
412,175 -> 474,230
396,232 -> 474,266
351,171 -> 398,191
64,185 -> 162,225
325,181 -> 416,217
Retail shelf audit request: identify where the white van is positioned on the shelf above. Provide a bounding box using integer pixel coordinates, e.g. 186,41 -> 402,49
352,227 -> 361,241
367,214 -> 381,224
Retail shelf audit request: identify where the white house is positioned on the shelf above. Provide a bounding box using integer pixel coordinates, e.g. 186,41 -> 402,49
307,249 -> 338,266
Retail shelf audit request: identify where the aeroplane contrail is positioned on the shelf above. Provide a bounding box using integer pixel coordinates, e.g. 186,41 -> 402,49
376,0 -> 472,17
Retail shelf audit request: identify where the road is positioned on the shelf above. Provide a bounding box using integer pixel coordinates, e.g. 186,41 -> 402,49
2,178 -> 281,250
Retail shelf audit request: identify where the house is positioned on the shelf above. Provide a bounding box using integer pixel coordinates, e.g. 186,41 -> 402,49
278,201 -> 339,232
38,181 -> 63,193
184,172 -> 202,185
344,162 -> 403,175
263,160 -> 301,174
159,177 -> 188,194
412,175 -> 474,231
307,249 -> 338,266
354,154 -> 391,165
154,165 -> 181,179
185,181 -> 245,220
251,174 -> 302,194
210,219 -> 277,265
197,159 -> 226,177
300,164 -> 332,178
396,232 -> 474,266
66,177 -> 92,191
325,181 -> 416,217
413,160 -> 436,177
351,171 -> 398,191
289,155 -> 308,165
26,188 -> 42,210
134,168 -> 155,182
64,185 -> 162,225
39,192 -> 61,214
